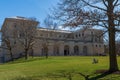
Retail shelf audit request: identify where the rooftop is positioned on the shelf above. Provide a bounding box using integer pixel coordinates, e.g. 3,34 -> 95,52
37,27 -> 72,33
7,16 -> 38,22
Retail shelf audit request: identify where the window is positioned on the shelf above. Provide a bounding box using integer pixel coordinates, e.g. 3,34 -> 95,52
91,31 -> 93,34
99,38 -> 101,42
64,35 -> 66,38
19,34 -> 21,38
19,33 -> 25,38
95,38 -> 97,42
79,34 -> 81,37
82,33 -> 84,36
14,41 -> 16,44
59,35 -> 61,38
46,34 -> 48,37
76,34 -> 78,38
99,45 -> 101,47
50,33 -> 53,37
96,45 -> 97,47
40,34 -> 43,36
14,23 -> 17,28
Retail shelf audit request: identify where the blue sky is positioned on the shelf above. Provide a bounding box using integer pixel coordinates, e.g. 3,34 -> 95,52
0,0 -> 59,27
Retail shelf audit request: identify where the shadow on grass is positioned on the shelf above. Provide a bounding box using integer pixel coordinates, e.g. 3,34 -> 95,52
12,76 -> 33,80
7,57 -> 48,64
11,75 -> 57,80
11,70 -> 120,80
11,75 -> 48,80
46,70 -> 75,80
79,70 -> 120,80
88,71 -> 111,80
46,70 -> 120,80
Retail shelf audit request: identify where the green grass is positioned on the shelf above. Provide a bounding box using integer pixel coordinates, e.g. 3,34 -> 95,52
0,56 -> 120,80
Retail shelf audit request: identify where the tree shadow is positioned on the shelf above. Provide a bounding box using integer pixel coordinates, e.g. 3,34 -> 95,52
11,76 -> 33,80
85,70 -> 120,80
6,57 -> 47,64
51,70 -> 120,80
46,70 -> 75,80
88,71 -> 111,80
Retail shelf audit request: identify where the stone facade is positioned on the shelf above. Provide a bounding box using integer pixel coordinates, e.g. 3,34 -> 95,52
35,28 -> 104,56
1,17 -> 105,61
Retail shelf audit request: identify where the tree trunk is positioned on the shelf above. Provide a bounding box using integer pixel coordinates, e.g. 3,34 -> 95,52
25,49 -> 28,60
9,47 -> 14,61
45,49 -> 48,59
10,50 -> 14,61
108,1 -> 119,72
108,28 -> 119,72
45,52 -> 48,59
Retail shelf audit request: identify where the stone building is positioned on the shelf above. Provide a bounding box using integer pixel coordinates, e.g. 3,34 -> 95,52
1,16 -> 104,61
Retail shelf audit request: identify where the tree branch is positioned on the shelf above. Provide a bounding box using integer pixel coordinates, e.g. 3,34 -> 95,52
102,0 -> 108,8
113,0 -> 119,7
81,0 -> 107,11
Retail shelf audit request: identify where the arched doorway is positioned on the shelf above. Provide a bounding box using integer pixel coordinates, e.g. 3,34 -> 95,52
83,46 -> 88,56
74,46 -> 79,55
54,45 -> 59,56
64,45 -> 69,56
29,48 -> 33,56
41,46 -> 48,56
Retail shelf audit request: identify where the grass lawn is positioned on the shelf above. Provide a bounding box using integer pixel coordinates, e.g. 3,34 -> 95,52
0,56 -> 120,80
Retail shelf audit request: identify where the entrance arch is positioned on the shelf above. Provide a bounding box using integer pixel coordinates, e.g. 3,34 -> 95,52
54,45 -> 59,56
83,46 -> 88,56
64,45 -> 69,56
74,46 -> 79,55
41,46 -> 48,56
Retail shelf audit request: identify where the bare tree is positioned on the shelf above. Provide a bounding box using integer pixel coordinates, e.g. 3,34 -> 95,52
17,20 -> 38,60
44,14 -> 58,30
1,27 -> 16,61
42,42 -> 49,59
52,0 -> 120,72
1,37 -> 14,61
39,15 -> 58,59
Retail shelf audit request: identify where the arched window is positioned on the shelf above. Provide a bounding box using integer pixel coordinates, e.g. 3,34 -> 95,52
14,23 -> 17,28
40,34 -> 43,36
64,45 -> 69,56
82,33 -> 84,37
83,46 -> 88,56
79,34 -> 81,37
74,46 -> 79,55
59,35 -> 61,38
54,45 -> 59,56
76,34 -> 78,38
41,45 -> 48,56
